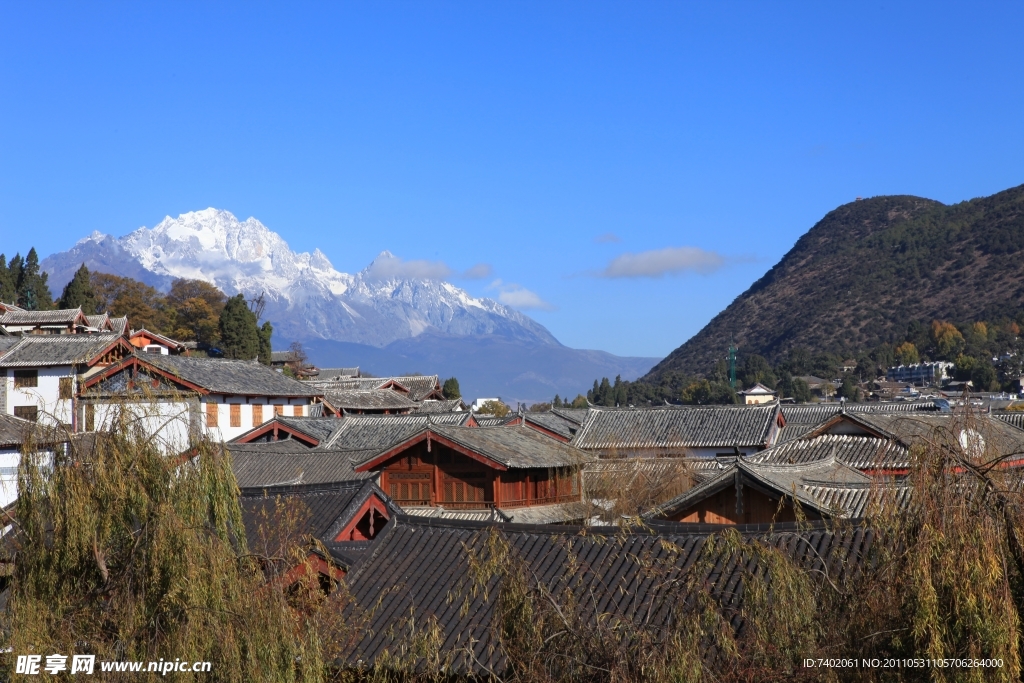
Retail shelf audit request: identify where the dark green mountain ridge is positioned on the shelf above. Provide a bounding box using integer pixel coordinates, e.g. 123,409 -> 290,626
645,183 -> 1024,382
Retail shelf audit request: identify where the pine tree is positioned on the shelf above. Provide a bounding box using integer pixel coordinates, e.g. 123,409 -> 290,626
219,294 -> 261,360
552,394 -> 563,408
17,248 -> 53,310
0,254 -> 15,304
442,377 -> 461,399
7,253 -> 24,304
258,321 -> 273,365
598,377 -> 613,406
58,264 -> 98,314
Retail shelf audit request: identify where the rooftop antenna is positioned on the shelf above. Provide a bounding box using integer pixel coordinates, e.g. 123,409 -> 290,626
728,341 -> 737,391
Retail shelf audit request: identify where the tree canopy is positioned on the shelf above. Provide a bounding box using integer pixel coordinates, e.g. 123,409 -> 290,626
58,264 -> 99,314
219,294 -> 262,361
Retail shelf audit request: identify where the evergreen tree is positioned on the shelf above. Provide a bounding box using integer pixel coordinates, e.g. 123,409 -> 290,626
613,375 -> 627,406
552,394 -> 563,408
837,376 -> 861,402
442,377 -> 461,399
7,253 -> 23,301
17,248 -> 53,310
258,321 -> 273,365
58,264 -> 98,314
0,254 -> 15,303
219,294 -> 261,360
598,377 -> 613,406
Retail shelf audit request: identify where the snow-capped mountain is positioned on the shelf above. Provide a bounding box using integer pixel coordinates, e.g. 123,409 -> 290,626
41,209 -> 559,347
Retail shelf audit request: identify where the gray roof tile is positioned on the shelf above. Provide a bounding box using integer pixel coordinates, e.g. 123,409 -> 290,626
142,354 -> 322,397
0,307 -> 85,326
411,424 -> 585,469
648,457 -> 880,520
340,516 -> 875,673
571,404 -> 780,452
0,334 -> 126,367
227,442 -> 377,487
323,389 -> 416,411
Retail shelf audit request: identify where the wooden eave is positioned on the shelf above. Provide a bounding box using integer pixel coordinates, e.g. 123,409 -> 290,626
85,337 -> 135,368
355,429 -> 510,473
806,413 -> 892,441
230,420 -> 321,447
524,419 -> 570,442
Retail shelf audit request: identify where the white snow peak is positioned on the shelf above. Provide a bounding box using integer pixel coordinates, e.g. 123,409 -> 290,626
54,209 -> 559,347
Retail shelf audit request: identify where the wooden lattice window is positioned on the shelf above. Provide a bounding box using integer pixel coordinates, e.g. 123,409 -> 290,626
85,403 -> 95,432
274,405 -> 284,416
59,377 -> 73,399
14,370 -> 37,388
206,402 -> 218,428
230,404 -> 241,428
14,406 -> 38,422
293,404 -> 303,417
252,404 -> 263,425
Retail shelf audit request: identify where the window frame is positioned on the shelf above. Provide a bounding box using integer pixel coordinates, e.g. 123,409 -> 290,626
13,369 -> 38,388
14,405 -> 38,422
206,402 -> 219,428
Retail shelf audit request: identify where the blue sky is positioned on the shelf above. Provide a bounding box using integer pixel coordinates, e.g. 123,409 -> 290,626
1,2 -> 1022,358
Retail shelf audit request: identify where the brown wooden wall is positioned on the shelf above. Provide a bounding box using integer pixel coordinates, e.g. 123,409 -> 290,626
668,485 -> 822,525
377,441 -> 581,509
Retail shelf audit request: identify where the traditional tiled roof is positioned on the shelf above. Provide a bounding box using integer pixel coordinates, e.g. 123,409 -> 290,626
109,317 -> 128,335
326,420 -> 426,451
0,333 -> 126,367
0,307 -> 86,326
551,408 -> 589,425
813,412 -> 1024,459
414,399 -> 466,413
582,458 -> 699,501
227,442 -> 378,487
748,434 -> 910,471
315,367 -> 360,380
993,411 -> 1024,432
402,506 -> 513,523
648,457 -> 877,520
571,404 -> 781,452
239,480 -> 396,549
339,515 -> 876,673
322,389 -> 417,412
473,415 -> 516,427
307,375 -> 441,401
362,424 -> 584,470
0,414 -> 35,449
524,411 -> 580,440
781,401 -> 940,426
141,354 -> 322,397
84,314 -> 111,330
129,329 -> 184,350
387,375 -> 442,401
0,337 -> 21,356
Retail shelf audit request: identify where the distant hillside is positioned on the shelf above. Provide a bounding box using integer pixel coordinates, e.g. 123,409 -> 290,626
646,183 -> 1024,381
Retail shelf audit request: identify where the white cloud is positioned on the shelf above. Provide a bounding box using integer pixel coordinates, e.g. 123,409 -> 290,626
594,232 -> 621,244
365,253 -> 452,281
599,246 -> 726,278
488,279 -> 555,311
461,263 -> 494,279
